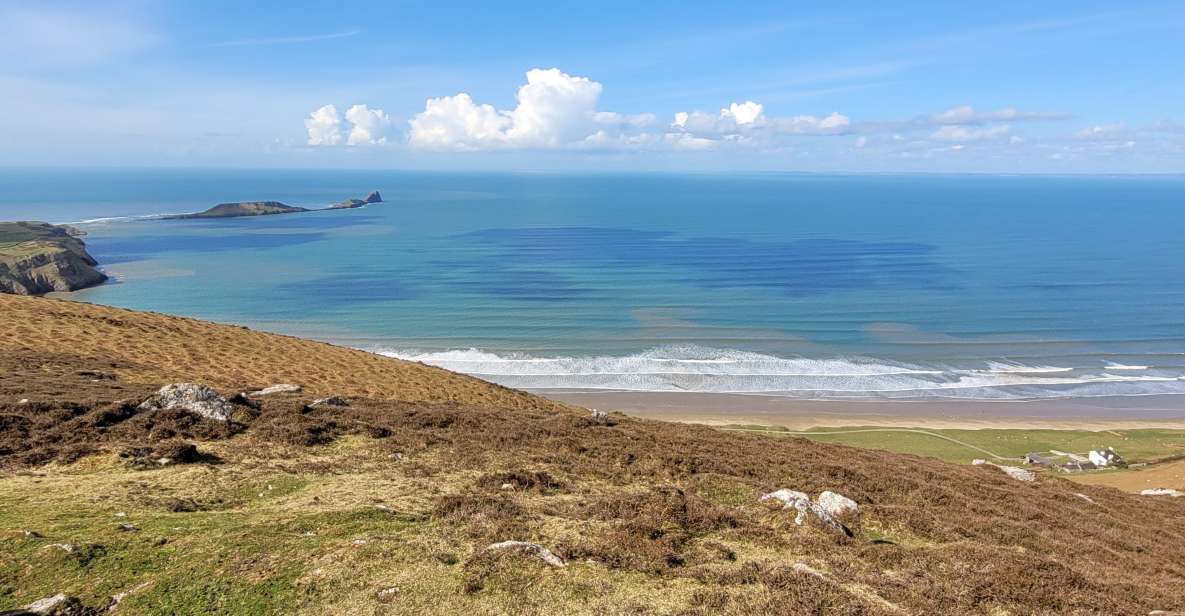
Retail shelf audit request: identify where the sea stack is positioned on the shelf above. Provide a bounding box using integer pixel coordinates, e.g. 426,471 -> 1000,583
328,190 -> 384,210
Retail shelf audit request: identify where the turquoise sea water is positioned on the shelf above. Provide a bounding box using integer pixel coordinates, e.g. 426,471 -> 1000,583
3,169 -> 1185,401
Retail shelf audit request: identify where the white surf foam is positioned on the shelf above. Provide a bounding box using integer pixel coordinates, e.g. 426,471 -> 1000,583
1104,362 -> 1150,370
378,345 -> 1185,400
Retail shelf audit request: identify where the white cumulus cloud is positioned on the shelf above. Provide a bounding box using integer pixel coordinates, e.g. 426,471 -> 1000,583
345,104 -> 392,145
722,101 -> 765,125
304,104 -> 342,146
408,68 -> 612,150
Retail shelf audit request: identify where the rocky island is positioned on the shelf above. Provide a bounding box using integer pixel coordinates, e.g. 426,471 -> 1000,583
0,221 -> 107,295
328,190 -> 384,210
162,201 -> 309,220
165,191 -> 384,219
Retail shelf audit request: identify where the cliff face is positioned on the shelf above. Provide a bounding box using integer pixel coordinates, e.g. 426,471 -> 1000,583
0,222 -> 107,295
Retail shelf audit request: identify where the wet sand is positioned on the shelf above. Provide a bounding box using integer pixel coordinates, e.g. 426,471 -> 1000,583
542,391 -> 1185,430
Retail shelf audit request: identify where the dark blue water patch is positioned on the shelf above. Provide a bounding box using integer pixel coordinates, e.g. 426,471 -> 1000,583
452,227 -> 950,296
87,232 -> 329,263
274,272 -> 420,307
448,267 -> 598,302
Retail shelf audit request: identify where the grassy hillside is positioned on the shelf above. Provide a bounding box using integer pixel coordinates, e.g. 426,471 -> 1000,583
1,295 -> 1184,615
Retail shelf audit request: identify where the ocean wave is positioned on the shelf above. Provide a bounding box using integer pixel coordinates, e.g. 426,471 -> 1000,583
377,345 -> 1185,400
1104,362 -> 1150,370
66,212 -> 185,225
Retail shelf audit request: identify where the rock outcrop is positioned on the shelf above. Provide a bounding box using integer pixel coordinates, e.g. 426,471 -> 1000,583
7,593 -> 94,615
817,491 -> 860,518
163,202 -> 309,219
138,383 -> 232,422
0,222 -> 107,295
328,190 -> 384,210
760,488 -> 854,537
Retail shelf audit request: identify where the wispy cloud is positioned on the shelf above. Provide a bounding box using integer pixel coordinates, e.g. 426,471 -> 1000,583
212,29 -> 360,48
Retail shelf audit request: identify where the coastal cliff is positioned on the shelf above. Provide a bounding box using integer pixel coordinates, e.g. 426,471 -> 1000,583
0,222 -> 107,295
163,201 -> 309,219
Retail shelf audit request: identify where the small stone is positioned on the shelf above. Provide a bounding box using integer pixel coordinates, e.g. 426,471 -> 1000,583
481,541 -> 566,567
792,562 -> 827,580
249,384 -> 302,396
155,457 -> 173,466
500,483 -> 514,491
18,398 -> 29,404
23,529 -> 42,538
49,543 -> 77,554
352,539 -> 368,546
310,396 -> 349,408
374,504 -> 394,514
115,512 -> 127,518
118,523 -> 139,532
1075,493 -> 1096,504
375,586 -> 399,604
590,409 -> 609,423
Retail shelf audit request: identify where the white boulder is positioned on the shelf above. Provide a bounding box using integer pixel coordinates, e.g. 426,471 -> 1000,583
760,489 -> 809,509
817,491 -> 859,518
139,383 -> 232,422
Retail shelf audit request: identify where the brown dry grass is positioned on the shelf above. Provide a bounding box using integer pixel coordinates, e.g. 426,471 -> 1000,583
2,295 -> 1184,614
0,295 -> 561,410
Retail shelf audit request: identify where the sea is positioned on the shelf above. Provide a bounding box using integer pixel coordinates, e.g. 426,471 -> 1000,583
3,168 -> 1184,402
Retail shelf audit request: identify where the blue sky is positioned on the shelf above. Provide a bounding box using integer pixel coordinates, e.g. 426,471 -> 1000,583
2,0 -> 1183,172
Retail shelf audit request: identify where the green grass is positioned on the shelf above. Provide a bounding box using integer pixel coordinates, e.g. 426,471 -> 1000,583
726,426 -> 1185,464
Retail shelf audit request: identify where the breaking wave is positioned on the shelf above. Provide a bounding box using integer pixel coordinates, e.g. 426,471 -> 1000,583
378,345 -> 1185,400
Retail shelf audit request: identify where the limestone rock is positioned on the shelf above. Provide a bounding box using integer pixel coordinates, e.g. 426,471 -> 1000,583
760,489 -> 809,509
375,586 -> 399,604
9,593 -> 92,615
792,499 -> 854,537
792,562 -> 828,580
590,409 -> 609,423
310,396 -> 349,407
1141,488 -> 1184,498
997,465 -> 1037,482
139,384 -> 232,422
249,384 -> 301,396
482,541 -> 566,567
817,491 -> 859,518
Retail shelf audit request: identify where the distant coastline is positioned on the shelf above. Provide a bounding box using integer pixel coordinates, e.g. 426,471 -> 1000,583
162,190 -> 382,220
0,190 -> 384,295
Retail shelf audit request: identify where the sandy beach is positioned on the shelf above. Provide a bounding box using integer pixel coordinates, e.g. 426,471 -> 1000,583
544,391 -> 1185,430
